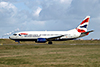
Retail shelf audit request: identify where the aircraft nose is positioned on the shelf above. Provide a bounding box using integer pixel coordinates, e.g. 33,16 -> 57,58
9,36 -> 12,39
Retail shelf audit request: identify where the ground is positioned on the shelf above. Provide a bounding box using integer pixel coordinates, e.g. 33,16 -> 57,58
0,39 -> 100,67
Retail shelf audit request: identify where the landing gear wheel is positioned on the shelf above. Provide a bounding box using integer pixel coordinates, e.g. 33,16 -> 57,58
48,41 -> 52,44
18,41 -> 20,44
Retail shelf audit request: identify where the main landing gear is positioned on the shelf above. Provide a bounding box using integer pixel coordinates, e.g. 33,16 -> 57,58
18,41 -> 20,44
48,41 -> 52,44
15,41 -> 20,44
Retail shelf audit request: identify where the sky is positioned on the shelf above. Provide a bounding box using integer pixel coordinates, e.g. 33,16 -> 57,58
0,0 -> 100,39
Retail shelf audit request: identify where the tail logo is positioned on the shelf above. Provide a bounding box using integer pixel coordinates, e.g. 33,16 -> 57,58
80,18 -> 89,25
80,24 -> 87,28
76,28 -> 86,33
76,16 -> 90,33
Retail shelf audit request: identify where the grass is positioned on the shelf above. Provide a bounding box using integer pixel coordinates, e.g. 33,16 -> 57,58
0,39 -> 100,45
0,44 -> 100,67
0,39 -> 100,67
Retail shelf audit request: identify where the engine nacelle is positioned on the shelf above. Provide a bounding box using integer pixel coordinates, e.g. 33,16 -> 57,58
36,38 -> 47,43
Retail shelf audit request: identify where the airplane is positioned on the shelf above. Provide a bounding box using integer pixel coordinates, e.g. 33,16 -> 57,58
9,16 -> 93,44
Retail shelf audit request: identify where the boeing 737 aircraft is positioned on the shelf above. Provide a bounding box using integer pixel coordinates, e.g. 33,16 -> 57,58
9,16 -> 93,44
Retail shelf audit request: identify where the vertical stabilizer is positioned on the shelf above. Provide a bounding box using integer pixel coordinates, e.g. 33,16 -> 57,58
76,16 -> 90,33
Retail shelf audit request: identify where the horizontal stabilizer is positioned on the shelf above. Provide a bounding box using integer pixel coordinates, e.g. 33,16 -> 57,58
81,30 -> 94,36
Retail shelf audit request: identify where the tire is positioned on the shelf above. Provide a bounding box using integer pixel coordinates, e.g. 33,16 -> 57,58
48,41 -> 52,44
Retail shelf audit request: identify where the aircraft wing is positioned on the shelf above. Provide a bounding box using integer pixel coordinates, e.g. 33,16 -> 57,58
46,35 -> 64,41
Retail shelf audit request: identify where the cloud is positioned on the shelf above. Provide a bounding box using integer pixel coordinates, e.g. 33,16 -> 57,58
32,20 -> 45,25
0,2 -> 19,37
60,0 -> 72,3
0,0 -> 18,2
0,0 -> 100,39
2,28 -> 20,37
68,0 -> 100,18
0,2 -> 17,24
39,0 -> 72,20
22,0 -> 72,20
33,7 -> 42,17
60,0 -> 66,3
0,2 -> 17,14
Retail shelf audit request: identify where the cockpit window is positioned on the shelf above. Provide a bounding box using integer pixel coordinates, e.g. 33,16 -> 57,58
13,34 -> 17,36
19,34 -> 21,36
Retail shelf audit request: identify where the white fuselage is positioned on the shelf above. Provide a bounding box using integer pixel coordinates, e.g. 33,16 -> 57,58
9,29 -> 81,41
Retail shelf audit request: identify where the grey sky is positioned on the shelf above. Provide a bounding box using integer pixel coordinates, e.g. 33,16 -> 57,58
0,0 -> 100,39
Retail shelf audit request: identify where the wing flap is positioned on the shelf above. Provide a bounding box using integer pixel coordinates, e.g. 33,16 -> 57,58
46,35 -> 64,41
